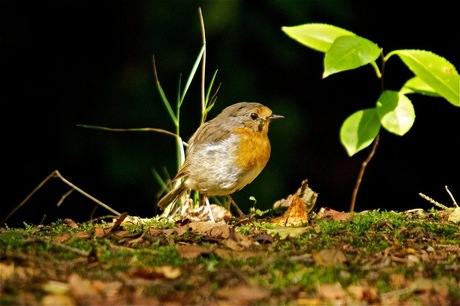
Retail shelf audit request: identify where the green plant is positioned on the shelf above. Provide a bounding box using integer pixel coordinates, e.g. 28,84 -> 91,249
282,23 -> 459,211
78,9 -> 221,219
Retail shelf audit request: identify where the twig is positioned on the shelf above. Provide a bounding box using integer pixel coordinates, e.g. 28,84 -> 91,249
419,185 -> 458,210
1,170 -> 121,225
56,189 -> 74,207
77,124 -> 186,146
54,170 -> 121,216
445,185 -> 458,207
349,133 -> 380,212
419,192 -> 448,210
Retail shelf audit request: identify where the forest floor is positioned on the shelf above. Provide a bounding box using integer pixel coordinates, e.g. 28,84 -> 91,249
1,197 -> 459,305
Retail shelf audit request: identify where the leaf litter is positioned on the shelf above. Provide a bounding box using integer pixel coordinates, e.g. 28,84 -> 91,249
1,179 -> 460,305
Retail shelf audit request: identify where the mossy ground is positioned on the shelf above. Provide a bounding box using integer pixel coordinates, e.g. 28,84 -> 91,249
1,208 -> 459,305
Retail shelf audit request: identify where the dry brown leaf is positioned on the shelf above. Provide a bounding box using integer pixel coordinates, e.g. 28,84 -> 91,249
317,282 -> 346,301
346,284 -> 378,302
53,233 -> 71,243
213,248 -> 259,260
216,285 -> 270,304
209,204 -> 232,221
94,225 -> 110,238
177,244 -> 213,259
230,229 -> 254,248
317,207 -> 351,221
271,194 -> 309,227
273,179 -> 318,213
112,230 -> 134,238
63,218 -> 79,229
312,248 -> 348,267
188,221 -> 231,239
271,179 -> 319,227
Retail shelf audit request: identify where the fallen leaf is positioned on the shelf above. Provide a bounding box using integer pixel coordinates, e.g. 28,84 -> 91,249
188,221 -> 231,239
228,228 -> 254,249
209,204 -> 232,221
448,207 -> 460,223
94,225 -> 110,238
177,244 -> 213,259
53,233 -> 71,243
63,218 -> 79,229
317,207 -> 351,221
273,179 -> 318,214
347,284 -> 378,302
312,248 -> 348,266
271,194 -> 309,226
317,282 -> 346,300
216,285 -> 270,304
213,248 -> 260,260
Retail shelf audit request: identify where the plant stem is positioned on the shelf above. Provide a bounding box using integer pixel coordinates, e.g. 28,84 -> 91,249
349,133 -> 380,212
198,7 -> 207,123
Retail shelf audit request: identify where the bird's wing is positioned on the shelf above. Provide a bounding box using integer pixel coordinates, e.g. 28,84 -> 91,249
187,120 -> 233,154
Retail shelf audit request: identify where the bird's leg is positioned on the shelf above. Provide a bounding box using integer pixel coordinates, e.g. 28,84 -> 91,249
204,195 -> 216,222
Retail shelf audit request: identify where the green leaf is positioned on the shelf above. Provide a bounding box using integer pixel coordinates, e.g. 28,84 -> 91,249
281,23 -> 355,53
392,50 -> 459,106
400,76 -> 441,97
340,108 -> 381,156
323,36 -> 381,78
376,90 -> 415,136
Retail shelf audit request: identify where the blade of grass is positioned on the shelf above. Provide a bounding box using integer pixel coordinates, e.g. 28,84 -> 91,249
152,55 -> 177,126
180,46 -> 205,106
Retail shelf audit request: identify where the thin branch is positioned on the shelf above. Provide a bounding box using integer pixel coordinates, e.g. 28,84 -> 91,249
1,171 -> 57,225
419,192 -> 448,210
53,170 -> 121,216
445,185 -> 458,207
349,133 -> 380,212
1,170 -> 121,226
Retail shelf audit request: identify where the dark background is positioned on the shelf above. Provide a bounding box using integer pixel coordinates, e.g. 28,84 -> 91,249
2,0 -> 459,227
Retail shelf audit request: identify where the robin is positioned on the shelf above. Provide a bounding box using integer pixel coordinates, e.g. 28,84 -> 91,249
157,102 -> 284,221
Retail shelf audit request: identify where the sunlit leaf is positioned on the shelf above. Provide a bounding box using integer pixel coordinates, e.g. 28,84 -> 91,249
340,108 -> 381,156
392,50 -> 459,106
323,36 -> 381,78
281,23 -> 355,52
400,76 -> 441,97
376,90 -> 415,136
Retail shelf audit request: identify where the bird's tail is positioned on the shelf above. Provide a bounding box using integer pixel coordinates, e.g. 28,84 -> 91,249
157,181 -> 188,209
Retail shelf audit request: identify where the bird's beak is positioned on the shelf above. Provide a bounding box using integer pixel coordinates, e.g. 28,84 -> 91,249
269,114 -> 284,121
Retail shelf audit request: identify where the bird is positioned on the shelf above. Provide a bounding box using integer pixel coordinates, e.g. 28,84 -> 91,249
157,102 -> 284,221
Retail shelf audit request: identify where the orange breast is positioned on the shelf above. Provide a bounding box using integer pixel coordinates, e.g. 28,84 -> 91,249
233,127 -> 271,174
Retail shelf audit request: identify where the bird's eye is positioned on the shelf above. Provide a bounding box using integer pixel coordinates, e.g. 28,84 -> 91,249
250,113 -> 259,120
